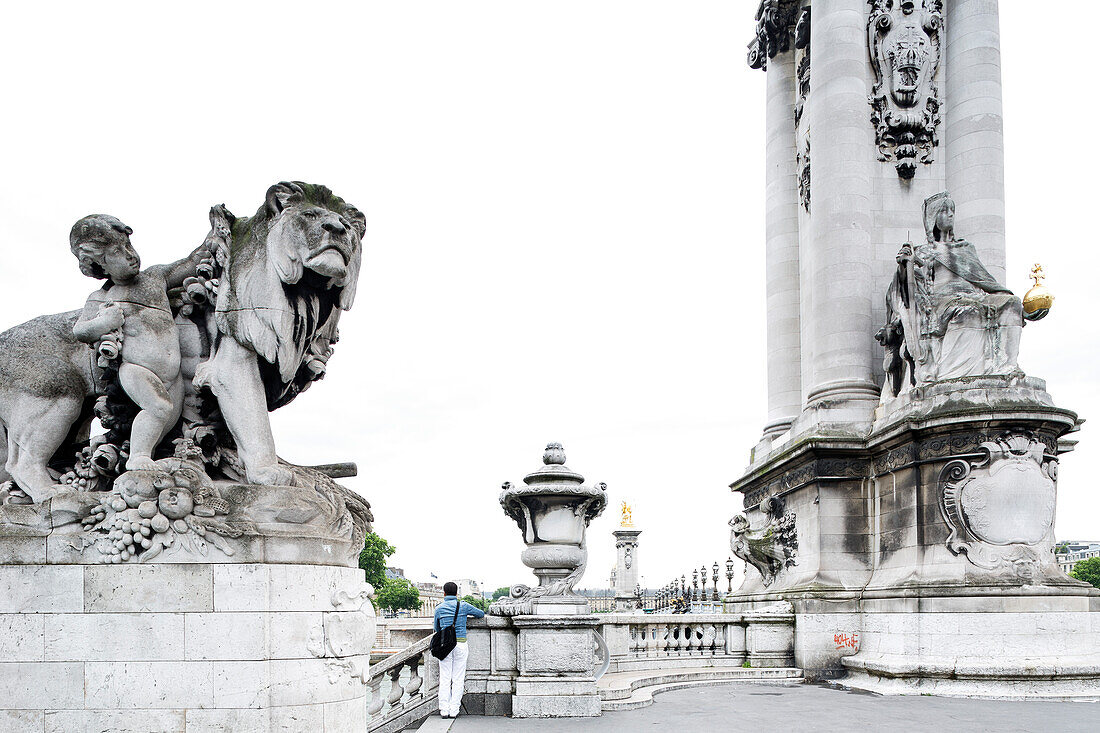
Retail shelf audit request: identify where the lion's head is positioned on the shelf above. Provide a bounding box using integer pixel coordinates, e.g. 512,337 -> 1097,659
209,181 -> 365,409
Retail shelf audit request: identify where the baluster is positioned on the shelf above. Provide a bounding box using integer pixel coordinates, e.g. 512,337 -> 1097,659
645,623 -> 657,657
686,624 -> 698,656
714,623 -> 726,656
701,624 -> 716,655
404,656 -> 423,697
637,624 -> 649,656
422,650 -> 438,694
630,624 -> 640,655
386,666 -> 403,708
674,625 -> 686,657
367,675 -> 385,718
656,623 -> 669,656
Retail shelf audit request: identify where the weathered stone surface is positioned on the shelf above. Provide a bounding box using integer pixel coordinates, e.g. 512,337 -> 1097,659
0,566 -> 82,612
213,564 -> 365,612
0,615 -> 44,662
518,629 -> 593,675
84,563 -> 213,612
45,709 -> 186,733
0,562 -> 371,725
0,662 -> 84,709
0,710 -> 43,733
44,613 -> 185,661
85,661 -> 214,709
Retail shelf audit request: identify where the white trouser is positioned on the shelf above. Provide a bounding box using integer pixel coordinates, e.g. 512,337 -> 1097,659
437,641 -> 470,716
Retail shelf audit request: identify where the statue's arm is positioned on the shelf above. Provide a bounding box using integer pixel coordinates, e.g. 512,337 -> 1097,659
153,242 -> 215,289
73,291 -> 121,344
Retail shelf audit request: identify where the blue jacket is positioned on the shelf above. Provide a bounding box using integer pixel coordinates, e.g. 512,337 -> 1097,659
433,596 -> 485,640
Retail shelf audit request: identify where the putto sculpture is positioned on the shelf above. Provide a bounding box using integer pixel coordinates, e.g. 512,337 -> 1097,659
868,0 -> 944,178
491,443 -> 607,616
0,181 -> 371,563
876,192 -> 1044,399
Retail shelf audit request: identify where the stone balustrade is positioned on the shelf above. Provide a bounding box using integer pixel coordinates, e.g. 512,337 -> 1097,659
366,635 -> 437,733
598,609 -> 795,673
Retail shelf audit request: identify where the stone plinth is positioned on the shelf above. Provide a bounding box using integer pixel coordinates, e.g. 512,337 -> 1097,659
511,615 -> 603,718
729,392 -> 1100,696
0,562 -> 374,732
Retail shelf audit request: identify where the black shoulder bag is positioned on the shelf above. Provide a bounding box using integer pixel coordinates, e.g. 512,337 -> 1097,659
430,599 -> 461,660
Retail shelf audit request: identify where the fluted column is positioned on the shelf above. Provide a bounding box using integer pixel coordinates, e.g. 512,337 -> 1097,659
945,0 -> 1006,285
802,0 -> 879,416
763,49 -> 803,439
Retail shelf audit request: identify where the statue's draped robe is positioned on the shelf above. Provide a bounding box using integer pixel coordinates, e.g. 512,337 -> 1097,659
924,238 -> 1023,381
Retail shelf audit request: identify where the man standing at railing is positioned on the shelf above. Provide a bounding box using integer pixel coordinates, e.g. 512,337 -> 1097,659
433,582 -> 486,718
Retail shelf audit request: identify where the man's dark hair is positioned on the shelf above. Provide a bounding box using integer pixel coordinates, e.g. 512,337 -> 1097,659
444,581 -> 458,596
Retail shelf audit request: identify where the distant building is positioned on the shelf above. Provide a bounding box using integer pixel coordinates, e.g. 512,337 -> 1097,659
415,582 -> 444,617
1056,541 -> 1100,574
385,567 -> 409,581
455,579 -> 481,598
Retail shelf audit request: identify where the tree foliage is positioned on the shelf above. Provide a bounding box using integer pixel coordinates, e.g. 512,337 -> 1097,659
358,532 -> 396,590
376,578 -> 422,612
491,586 -> 511,601
462,594 -> 490,612
1071,557 -> 1100,589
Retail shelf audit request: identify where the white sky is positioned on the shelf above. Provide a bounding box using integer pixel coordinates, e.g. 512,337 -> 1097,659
0,2 -> 1097,595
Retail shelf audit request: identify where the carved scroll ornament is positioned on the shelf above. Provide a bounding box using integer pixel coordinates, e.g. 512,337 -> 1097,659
868,0 -> 944,178
940,434 -> 1057,573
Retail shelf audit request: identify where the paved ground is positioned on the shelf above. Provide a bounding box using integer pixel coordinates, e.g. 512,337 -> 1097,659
448,682 -> 1098,732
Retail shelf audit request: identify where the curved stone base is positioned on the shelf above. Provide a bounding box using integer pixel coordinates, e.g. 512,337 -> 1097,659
0,562 -> 374,732
842,654 -> 1100,700
839,604 -> 1100,699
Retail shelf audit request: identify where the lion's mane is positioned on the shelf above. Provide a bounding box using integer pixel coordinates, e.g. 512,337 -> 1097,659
213,182 -> 365,410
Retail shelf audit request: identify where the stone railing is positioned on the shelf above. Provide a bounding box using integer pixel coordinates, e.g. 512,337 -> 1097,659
597,609 -> 795,673
366,634 -> 437,733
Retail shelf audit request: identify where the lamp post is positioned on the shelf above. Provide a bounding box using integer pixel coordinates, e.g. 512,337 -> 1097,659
725,557 -> 735,594
712,562 -> 720,601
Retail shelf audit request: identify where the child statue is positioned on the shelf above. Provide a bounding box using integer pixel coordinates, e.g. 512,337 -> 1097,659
70,215 -> 211,471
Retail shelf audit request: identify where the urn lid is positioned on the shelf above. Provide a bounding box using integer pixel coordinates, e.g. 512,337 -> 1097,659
498,443 -> 608,507
523,442 -> 586,486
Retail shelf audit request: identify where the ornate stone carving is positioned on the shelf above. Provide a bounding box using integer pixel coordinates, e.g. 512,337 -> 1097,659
491,444 -> 607,616
747,0 -> 800,70
794,6 -> 811,127
868,0 -> 943,178
0,182 -> 372,565
730,496 -> 797,587
877,193 -> 1027,398
797,137 -> 811,213
940,434 -> 1057,572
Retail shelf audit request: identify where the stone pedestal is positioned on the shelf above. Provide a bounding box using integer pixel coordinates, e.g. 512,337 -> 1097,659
511,614 -> 603,719
0,562 -> 374,732
729,390 -> 1100,696
612,529 -> 641,611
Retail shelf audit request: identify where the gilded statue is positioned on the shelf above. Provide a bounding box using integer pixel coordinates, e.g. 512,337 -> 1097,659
620,500 -> 634,528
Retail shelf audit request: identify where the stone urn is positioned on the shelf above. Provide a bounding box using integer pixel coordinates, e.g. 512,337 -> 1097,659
491,443 -> 607,616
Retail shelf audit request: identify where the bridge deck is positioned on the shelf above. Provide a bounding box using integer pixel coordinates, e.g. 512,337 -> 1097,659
447,682 -> 1098,732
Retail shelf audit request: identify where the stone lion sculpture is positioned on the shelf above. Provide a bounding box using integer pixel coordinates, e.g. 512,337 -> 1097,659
0,181 -> 365,502
196,181 -> 364,486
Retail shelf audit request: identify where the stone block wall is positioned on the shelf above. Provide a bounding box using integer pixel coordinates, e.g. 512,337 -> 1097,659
0,563 -> 374,733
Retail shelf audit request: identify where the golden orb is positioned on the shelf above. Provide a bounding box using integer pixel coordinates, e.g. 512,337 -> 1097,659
1022,263 -> 1054,317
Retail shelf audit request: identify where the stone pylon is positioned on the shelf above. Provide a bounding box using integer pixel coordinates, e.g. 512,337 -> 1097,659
612,528 -> 641,611
732,0 -> 1100,697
